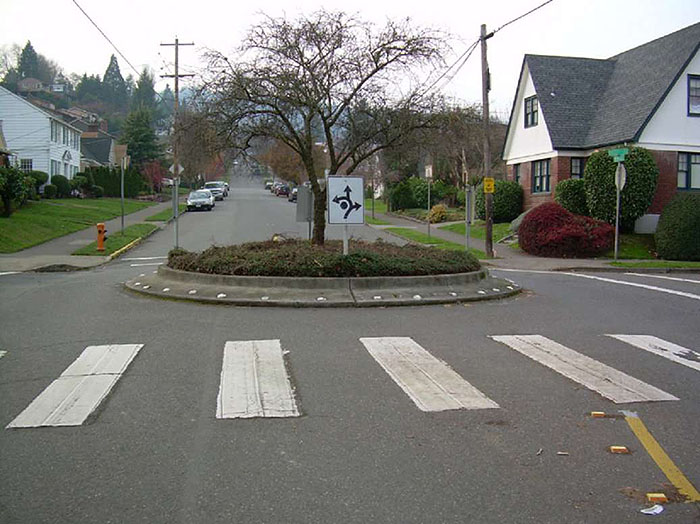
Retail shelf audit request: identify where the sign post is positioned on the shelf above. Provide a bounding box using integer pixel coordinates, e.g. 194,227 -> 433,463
327,177 -> 364,255
425,165 -> 433,238
614,162 -> 627,261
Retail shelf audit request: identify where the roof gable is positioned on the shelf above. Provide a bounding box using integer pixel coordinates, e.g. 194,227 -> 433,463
516,22 -> 700,150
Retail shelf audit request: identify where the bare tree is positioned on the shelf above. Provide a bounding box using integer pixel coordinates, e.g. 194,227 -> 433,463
202,10 -> 446,244
176,108 -> 226,186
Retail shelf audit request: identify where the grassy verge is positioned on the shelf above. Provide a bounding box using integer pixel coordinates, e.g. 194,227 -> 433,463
364,198 -> 388,214
145,204 -> 187,221
604,234 -> 655,259
393,207 -> 465,222
0,198 -> 156,253
439,221 -> 512,242
609,260 -> 700,269
385,227 -> 487,259
366,215 -> 390,225
72,223 -> 158,256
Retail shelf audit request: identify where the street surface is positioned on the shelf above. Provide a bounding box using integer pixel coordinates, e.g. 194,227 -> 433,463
1,176 -> 698,523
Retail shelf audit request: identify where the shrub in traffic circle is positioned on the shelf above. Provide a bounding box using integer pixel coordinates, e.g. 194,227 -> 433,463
519,202 -> 614,258
555,178 -> 589,216
584,147 -> 658,232
475,179 -> 523,222
654,193 -> 700,261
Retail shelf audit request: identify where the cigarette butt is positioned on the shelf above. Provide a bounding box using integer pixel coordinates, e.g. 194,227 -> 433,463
557,451 -> 569,456
646,493 -> 668,503
610,446 -> 630,454
591,411 -> 606,418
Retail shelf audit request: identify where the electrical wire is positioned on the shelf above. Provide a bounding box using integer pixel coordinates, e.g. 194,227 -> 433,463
493,0 -> 556,35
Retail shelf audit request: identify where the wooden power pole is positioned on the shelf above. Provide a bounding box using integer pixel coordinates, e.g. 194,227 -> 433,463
480,24 -> 494,258
161,37 -> 194,249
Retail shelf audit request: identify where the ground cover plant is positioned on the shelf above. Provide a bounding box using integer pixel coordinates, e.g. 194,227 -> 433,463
168,239 -> 481,277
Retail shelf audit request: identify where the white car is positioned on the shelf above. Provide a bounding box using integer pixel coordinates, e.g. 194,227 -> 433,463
186,189 -> 215,211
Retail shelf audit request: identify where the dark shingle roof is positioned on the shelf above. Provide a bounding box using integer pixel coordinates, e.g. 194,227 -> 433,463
525,22 -> 700,150
81,137 -> 112,165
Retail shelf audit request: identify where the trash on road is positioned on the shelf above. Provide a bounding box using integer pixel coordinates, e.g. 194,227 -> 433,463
557,451 -> 569,456
640,504 -> 664,515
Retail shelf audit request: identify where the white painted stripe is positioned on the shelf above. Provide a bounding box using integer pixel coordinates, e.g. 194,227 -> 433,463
359,337 -> 499,411
123,256 -> 168,261
608,335 -> 700,373
7,344 -> 143,428
625,273 -> 700,285
216,340 -> 299,419
493,269 -> 700,301
130,262 -> 164,267
490,335 -> 678,404
0,351 -> 6,359
0,271 -> 20,276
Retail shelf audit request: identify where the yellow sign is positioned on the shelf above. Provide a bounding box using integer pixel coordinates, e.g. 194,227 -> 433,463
483,177 -> 495,193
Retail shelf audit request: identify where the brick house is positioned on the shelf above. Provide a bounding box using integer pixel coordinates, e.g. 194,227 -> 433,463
502,22 -> 700,232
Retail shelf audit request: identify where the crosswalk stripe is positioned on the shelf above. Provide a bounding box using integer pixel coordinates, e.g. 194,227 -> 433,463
7,344 -> 143,428
608,335 -> 700,373
490,335 -> 678,404
359,337 -> 499,412
216,340 -> 300,419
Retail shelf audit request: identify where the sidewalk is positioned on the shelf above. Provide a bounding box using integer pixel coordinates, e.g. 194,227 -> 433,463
0,199 -> 177,272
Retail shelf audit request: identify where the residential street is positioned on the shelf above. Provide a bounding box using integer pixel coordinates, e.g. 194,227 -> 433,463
1,178 -> 698,523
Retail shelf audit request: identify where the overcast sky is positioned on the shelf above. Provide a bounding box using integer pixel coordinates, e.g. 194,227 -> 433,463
3,0 -> 699,119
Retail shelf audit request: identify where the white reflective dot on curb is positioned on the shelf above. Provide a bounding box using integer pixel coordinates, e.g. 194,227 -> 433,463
139,273 -> 145,277
152,271 -> 157,274
142,285 -> 151,290
449,292 -> 457,297
413,295 -> 422,300
317,297 -> 327,302
134,282 -> 141,286
492,288 -> 500,292
373,295 -> 382,300
188,290 -> 197,295
478,290 -> 486,295
217,293 -> 227,298
261,296 -> 270,301
162,288 -> 170,292
507,286 -> 514,290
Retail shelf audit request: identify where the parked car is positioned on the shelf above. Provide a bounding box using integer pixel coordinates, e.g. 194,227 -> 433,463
264,180 -> 273,190
203,181 -> 226,200
288,186 -> 298,202
187,189 -> 215,211
271,181 -> 284,193
276,184 -> 290,197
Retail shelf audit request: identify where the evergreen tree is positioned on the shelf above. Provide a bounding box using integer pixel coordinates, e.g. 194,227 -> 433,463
18,41 -> 39,79
75,74 -> 103,103
132,68 -> 157,114
156,85 -> 175,132
103,54 -> 128,111
121,108 -> 161,165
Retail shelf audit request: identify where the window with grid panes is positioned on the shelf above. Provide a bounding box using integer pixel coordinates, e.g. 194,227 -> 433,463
689,75 -> 700,116
570,157 -> 585,179
678,153 -> 700,189
525,96 -> 538,128
532,159 -> 550,193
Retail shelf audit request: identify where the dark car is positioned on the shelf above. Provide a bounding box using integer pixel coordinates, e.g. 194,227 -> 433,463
288,186 -> 298,202
276,184 -> 290,197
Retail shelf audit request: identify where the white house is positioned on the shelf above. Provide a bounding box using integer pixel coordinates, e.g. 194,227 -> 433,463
0,86 -> 81,181
502,22 -> 700,232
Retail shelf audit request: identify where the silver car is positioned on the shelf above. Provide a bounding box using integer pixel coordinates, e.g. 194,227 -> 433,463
187,189 -> 215,211
203,181 -> 227,200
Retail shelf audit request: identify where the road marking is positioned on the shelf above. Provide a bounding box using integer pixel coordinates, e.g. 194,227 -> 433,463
621,411 -> 700,502
130,262 -> 164,267
7,344 -> 143,428
625,273 -> 700,285
0,351 -> 6,359
608,335 -> 700,373
123,256 -> 168,261
490,335 -> 678,404
216,340 -> 299,419
493,269 -> 700,301
359,337 -> 499,411
0,272 -> 20,277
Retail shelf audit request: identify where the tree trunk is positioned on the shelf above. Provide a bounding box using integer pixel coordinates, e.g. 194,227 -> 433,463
312,186 -> 327,245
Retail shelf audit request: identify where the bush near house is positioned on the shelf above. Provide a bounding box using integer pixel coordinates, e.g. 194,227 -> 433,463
655,193 -> 700,261
475,179 -> 523,222
0,166 -> 32,217
427,204 -> 447,223
51,175 -> 71,198
389,179 -> 417,210
27,170 -> 49,194
43,184 -> 57,199
584,147 -> 658,232
519,202 -> 613,258
84,166 -> 145,198
555,178 -> 589,216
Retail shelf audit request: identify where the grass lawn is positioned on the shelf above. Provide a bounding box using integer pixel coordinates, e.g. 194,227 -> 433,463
72,223 -> 158,256
365,215 -> 390,225
604,234 -> 656,259
609,260 -> 700,269
364,198 -> 388,214
393,207 -> 465,222
0,198 -> 156,253
385,227 -> 487,259
145,204 -> 187,221
439,221 -> 512,242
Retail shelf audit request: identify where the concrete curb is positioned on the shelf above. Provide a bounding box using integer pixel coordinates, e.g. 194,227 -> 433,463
124,266 -> 521,307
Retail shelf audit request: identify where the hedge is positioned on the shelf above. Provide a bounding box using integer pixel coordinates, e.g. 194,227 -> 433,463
84,166 -> 144,198
555,178 -> 589,216
475,179 -> 523,222
584,147 -> 658,232
655,193 -> 700,261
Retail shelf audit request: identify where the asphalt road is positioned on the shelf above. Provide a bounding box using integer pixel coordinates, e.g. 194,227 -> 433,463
1,176 -> 698,523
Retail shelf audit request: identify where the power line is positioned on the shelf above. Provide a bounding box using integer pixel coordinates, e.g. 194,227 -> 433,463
493,0 -> 556,35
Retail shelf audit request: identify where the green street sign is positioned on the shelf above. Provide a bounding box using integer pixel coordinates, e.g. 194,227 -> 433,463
612,155 -> 625,163
608,148 -> 629,162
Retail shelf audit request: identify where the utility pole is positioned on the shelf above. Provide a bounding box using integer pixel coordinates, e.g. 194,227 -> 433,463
480,24 -> 494,258
161,37 -> 194,249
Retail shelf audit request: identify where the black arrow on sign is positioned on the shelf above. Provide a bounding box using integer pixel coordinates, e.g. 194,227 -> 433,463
332,185 -> 362,219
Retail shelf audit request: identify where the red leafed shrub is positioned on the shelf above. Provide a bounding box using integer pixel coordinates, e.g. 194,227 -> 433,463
519,202 -> 614,258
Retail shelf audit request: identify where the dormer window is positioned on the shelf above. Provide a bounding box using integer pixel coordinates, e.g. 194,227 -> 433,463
688,75 -> 700,116
525,95 -> 538,128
